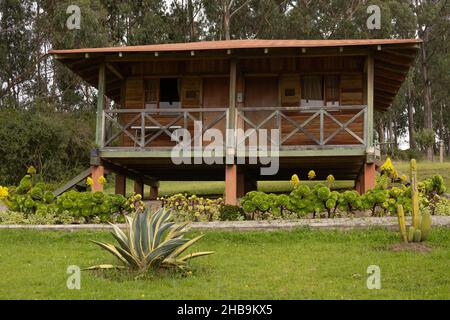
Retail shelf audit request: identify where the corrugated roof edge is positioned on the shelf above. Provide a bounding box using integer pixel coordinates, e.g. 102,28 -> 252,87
48,39 -> 422,54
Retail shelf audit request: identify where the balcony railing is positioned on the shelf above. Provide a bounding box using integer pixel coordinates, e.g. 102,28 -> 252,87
102,108 -> 229,149
101,105 -> 367,150
236,105 -> 367,147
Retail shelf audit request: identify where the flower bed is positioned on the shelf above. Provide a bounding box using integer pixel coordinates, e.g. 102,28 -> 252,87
1,160 -> 449,225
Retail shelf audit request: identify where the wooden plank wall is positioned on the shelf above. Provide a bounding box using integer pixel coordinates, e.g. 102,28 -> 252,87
115,56 -> 365,148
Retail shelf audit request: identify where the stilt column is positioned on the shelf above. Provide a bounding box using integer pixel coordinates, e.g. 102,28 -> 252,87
91,165 -> 104,192
134,180 -> 144,197
225,165 -> 238,205
115,174 -> 126,196
355,163 -> 376,194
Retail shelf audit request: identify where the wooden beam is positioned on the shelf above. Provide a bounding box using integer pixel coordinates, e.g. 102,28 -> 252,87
375,63 -> 409,75
52,168 -> 92,196
374,80 -> 400,92
106,62 -> 124,80
374,90 -> 396,98
102,158 -> 159,187
375,87 -> 398,95
374,53 -> 413,67
374,94 -> 395,104
374,76 -> 402,87
375,68 -> 406,82
95,64 -> 106,146
367,54 -> 374,149
382,49 -> 418,59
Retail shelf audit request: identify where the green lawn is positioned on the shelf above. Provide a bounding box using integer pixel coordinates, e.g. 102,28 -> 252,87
394,160 -> 450,188
0,228 -> 449,299
104,179 -> 354,197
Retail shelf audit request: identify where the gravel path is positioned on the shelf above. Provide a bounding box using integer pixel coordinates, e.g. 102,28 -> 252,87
1,216 -> 449,231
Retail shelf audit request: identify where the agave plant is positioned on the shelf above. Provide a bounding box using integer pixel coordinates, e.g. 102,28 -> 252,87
89,207 -> 213,271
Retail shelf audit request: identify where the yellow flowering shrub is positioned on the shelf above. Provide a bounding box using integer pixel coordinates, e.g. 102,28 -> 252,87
400,174 -> 408,184
308,170 -> 316,180
290,174 -> 300,187
98,176 -> 107,186
380,157 -> 395,175
86,177 -> 93,187
27,166 -> 37,175
326,174 -> 335,187
0,186 -> 9,200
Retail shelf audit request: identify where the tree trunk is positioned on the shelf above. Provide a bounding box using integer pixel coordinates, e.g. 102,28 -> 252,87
187,0 -> 195,41
407,81 -> 416,149
421,28 -> 434,160
224,6 -> 231,40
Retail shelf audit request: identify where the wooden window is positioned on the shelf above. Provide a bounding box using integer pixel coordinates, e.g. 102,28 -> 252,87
280,76 -> 300,106
159,78 -> 181,110
181,77 -> 202,107
324,75 -> 340,106
144,79 -> 158,109
301,75 -> 341,107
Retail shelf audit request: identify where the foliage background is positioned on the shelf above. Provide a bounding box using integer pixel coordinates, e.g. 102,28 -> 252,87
0,0 -> 449,185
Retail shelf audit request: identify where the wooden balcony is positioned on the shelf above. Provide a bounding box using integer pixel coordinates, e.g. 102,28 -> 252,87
99,105 -> 368,158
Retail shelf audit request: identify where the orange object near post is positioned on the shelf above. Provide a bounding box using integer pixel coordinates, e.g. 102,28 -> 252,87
225,164 -> 237,205
91,165 -> 104,192
355,163 -> 376,194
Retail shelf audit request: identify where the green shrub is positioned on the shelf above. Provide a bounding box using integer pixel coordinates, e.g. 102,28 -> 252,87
240,171 -> 448,219
0,107 -> 93,186
2,169 -> 135,224
160,194 -> 223,222
219,205 -> 245,221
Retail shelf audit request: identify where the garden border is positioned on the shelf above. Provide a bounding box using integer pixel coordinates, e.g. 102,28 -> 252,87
1,216 -> 450,231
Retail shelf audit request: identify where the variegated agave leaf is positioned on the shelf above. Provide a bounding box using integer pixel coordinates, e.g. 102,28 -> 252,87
89,207 -> 214,271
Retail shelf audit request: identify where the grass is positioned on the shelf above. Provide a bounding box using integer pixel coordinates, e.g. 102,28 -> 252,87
0,228 -> 449,299
104,179 -> 354,197
394,160 -> 450,188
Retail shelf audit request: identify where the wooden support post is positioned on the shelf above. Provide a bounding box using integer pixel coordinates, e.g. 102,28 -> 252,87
367,54 -> 374,149
355,179 -> 361,194
149,185 -> 159,200
95,64 -> 106,147
228,59 -> 237,130
237,172 -> 257,198
91,165 -> 104,192
226,59 -> 237,165
225,164 -> 237,205
115,174 -> 126,196
356,163 -> 376,194
134,180 -> 144,197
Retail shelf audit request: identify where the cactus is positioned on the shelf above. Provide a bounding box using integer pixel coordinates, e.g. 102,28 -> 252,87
420,212 -> 432,241
410,159 -> 421,229
397,205 -> 408,242
396,160 -> 433,243
413,229 -> 422,243
407,226 -> 415,242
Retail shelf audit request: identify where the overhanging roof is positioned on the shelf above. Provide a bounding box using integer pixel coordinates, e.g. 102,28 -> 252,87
49,39 -> 421,111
